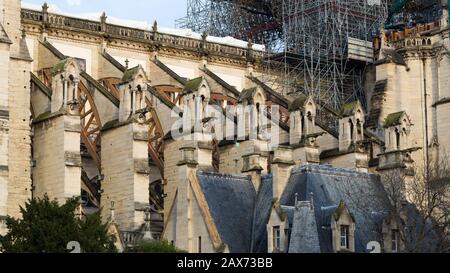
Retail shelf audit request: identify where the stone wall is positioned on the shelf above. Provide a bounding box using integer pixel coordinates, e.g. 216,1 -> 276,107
7,57 -> 32,218
0,43 -> 10,220
322,152 -> 368,172
219,140 -> 269,175
163,139 -> 195,218
101,122 -> 150,231
32,114 -> 81,205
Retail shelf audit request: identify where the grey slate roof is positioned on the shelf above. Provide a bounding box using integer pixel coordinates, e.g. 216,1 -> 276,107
195,164 -> 438,253
0,23 -> 12,44
280,164 -> 391,252
251,174 -> 273,253
18,37 -> 33,61
382,49 -> 407,66
288,204 -> 321,253
197,171 -> 256,253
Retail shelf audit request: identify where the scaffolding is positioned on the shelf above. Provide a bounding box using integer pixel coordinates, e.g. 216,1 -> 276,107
176,0 -> 282,45
274,0 -> 389,111
178,1 -> 389,112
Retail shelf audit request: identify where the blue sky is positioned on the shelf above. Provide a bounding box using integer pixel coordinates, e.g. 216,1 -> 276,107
23,0 -> 187,28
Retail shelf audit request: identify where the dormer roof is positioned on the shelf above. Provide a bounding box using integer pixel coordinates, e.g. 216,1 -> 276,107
183,77 -> 204,94
238,87 -> 258,103
288,94 -> 308,112
51,58 -> 80,76
383,111 -> 411,128
121,65 -> 146,83
340,100 -> 363,117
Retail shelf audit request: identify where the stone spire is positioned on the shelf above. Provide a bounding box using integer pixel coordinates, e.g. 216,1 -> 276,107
109,201 -> 116,223
142,208 -> 153,241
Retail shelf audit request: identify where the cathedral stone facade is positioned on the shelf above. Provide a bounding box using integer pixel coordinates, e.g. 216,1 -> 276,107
0,0 -> 448,252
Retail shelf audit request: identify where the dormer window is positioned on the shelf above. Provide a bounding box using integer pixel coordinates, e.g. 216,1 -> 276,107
391,229 -> 399,253
349,119 -> 354,142
288,96 -> 316,146
273,226 -> 281,251
330,201 -> 355,253
383,111 -> 412,152
340,225 -> 350,249
395,128 -> 401,150
338,100 -> 364,152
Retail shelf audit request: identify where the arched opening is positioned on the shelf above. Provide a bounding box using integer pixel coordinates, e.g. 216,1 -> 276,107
306,111 -> 313,135
395,128 -> 401,150
356,119 -> 362,139
402,128 -> 407,147
349,119 -> 354,142
301,112 -> 305,136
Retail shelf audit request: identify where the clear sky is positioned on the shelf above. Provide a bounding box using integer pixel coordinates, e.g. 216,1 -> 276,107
23,0 -> 188,28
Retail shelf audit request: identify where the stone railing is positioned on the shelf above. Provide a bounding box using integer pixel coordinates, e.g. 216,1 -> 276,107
21,8 -> 262,60
121,231 -> 144,248
389,37 -> 435,50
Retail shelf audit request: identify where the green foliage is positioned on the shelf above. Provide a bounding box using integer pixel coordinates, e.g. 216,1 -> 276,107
130,240 -> 186,253
0,195 -> 116,253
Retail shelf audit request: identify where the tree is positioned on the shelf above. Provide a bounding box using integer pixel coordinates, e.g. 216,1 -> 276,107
345,155 -> 450,253
128,240 -> 186,253
381,156 -> 450,253
0,195 -> 116,253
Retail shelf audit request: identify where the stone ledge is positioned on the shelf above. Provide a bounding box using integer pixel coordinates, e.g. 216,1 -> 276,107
64,120 -> 81,133
133,131 -> 149,141
134,159 -> 150,174
272,158 -> 295,165
0,110 -> 9,119
65,151 -> 82,167
242,165 -> 264,173
177,159 -> 198,167
134,202 -> 150,212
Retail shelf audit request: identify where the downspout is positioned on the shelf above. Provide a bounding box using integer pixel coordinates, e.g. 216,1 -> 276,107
422,56 -> 430,185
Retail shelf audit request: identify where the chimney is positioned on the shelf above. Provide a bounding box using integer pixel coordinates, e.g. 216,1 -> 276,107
271,146 -> 295,199
242,153 -> 264,191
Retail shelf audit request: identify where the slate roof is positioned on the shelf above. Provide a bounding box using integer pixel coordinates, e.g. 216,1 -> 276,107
384,111 -> 406,128
251,174 -> 273,253
194,164 -> 437,253
288,204 -> 321,253
121,65 -> 141,83
340,100 -> 360,117
197,171 -> 256,253
238,87 -> 258,103
183,77 -> 204,94
280,164 -> 391,252
288,94 -> 308,112
382,49 -> 407,66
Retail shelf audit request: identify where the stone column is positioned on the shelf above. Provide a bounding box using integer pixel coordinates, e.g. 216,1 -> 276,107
271,146 -> 295,200
101,121 -> 150,231
33,113 -> 82,205
292,135 -> 321,166
242,153 -> 264,191
175,146 -> 199,252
